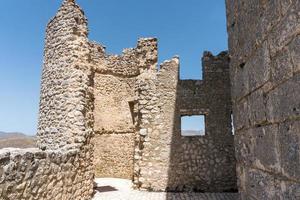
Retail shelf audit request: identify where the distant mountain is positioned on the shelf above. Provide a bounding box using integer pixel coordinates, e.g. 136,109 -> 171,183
0,131 -> 36,149
0,131 -> 29,138
182,130 -> 205,136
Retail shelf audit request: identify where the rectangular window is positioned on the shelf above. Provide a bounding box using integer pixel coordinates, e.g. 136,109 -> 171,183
181,115 -> 205,136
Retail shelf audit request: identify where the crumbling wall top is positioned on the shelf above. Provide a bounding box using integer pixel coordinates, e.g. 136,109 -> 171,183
37,0 -> 93,150
90,38 -> 158,77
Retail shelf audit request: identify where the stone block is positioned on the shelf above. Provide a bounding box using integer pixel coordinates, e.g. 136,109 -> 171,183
233,99 -> 249,130
266,74 -> 300,123
252,125 -> 280,171
278,120 -> 300,179
270,46 -> 293,86
246,41 -> 271,93
268,4 -> 300,57
243,168 -> 278,200
248,89 -> 267,126
234,129 -> 255,167
280,181 -> 300,200
288,35 -> 300,73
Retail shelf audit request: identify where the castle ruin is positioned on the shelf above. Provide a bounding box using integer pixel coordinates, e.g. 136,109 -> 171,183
92,37 -> 236,192
0,0 -> 299,199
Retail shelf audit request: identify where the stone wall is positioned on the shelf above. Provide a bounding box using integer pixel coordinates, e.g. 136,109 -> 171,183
133,52 -> 237,192
91,39 -> 157,178
226,0 -> 300,199
93,71 -> 135,178
133,58 -> 177,191
0,0 -> 94,199
89,33 -> 236,191
0,147 -> 93,200
93,133 -> 134,179
37,0 -> 93,151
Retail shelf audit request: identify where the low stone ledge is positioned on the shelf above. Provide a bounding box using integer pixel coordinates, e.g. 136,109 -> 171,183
0,147 -> 93,200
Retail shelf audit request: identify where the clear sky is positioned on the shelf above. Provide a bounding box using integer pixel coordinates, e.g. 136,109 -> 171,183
181,116 -> 205,131
0,0 -> 228,135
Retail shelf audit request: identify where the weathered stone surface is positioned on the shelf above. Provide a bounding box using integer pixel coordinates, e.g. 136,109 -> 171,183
3,0 -> 298,199
93,133 -> 134,179
37,0 -> 93,151
0,147 -> 94,200
1,0 -> 237,197
91,38 -> 157,179
278,120 -> 300,180
88,44 -> 236,193
0,1 -> 94,199
266,74 -> 300,123
226,0 -> 300,199
133,52 -> 236,192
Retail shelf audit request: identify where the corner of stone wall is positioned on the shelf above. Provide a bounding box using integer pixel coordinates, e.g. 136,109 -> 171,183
133,56 -> 180,191
91,36 -> 160,179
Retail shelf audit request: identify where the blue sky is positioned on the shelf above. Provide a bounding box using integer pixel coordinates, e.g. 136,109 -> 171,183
181,116 -> 205,137
0,0 -> 227,135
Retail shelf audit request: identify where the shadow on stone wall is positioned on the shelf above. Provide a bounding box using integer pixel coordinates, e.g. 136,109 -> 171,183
166,52 -> 237,195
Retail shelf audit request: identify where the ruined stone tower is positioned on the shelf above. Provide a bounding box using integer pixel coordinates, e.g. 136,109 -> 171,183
0,1 -> 95,199
0,0 -> 299,199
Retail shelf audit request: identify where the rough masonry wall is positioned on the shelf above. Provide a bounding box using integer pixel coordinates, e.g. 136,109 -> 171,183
133,58 -> 179,191
171,52 -> 236,192
133,52 -> 236,192
0,147 -> 93,200
37,0 -> 93,151
226,0 -> 300,199
0,1 -> 94,199
91,39 -> 157,178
